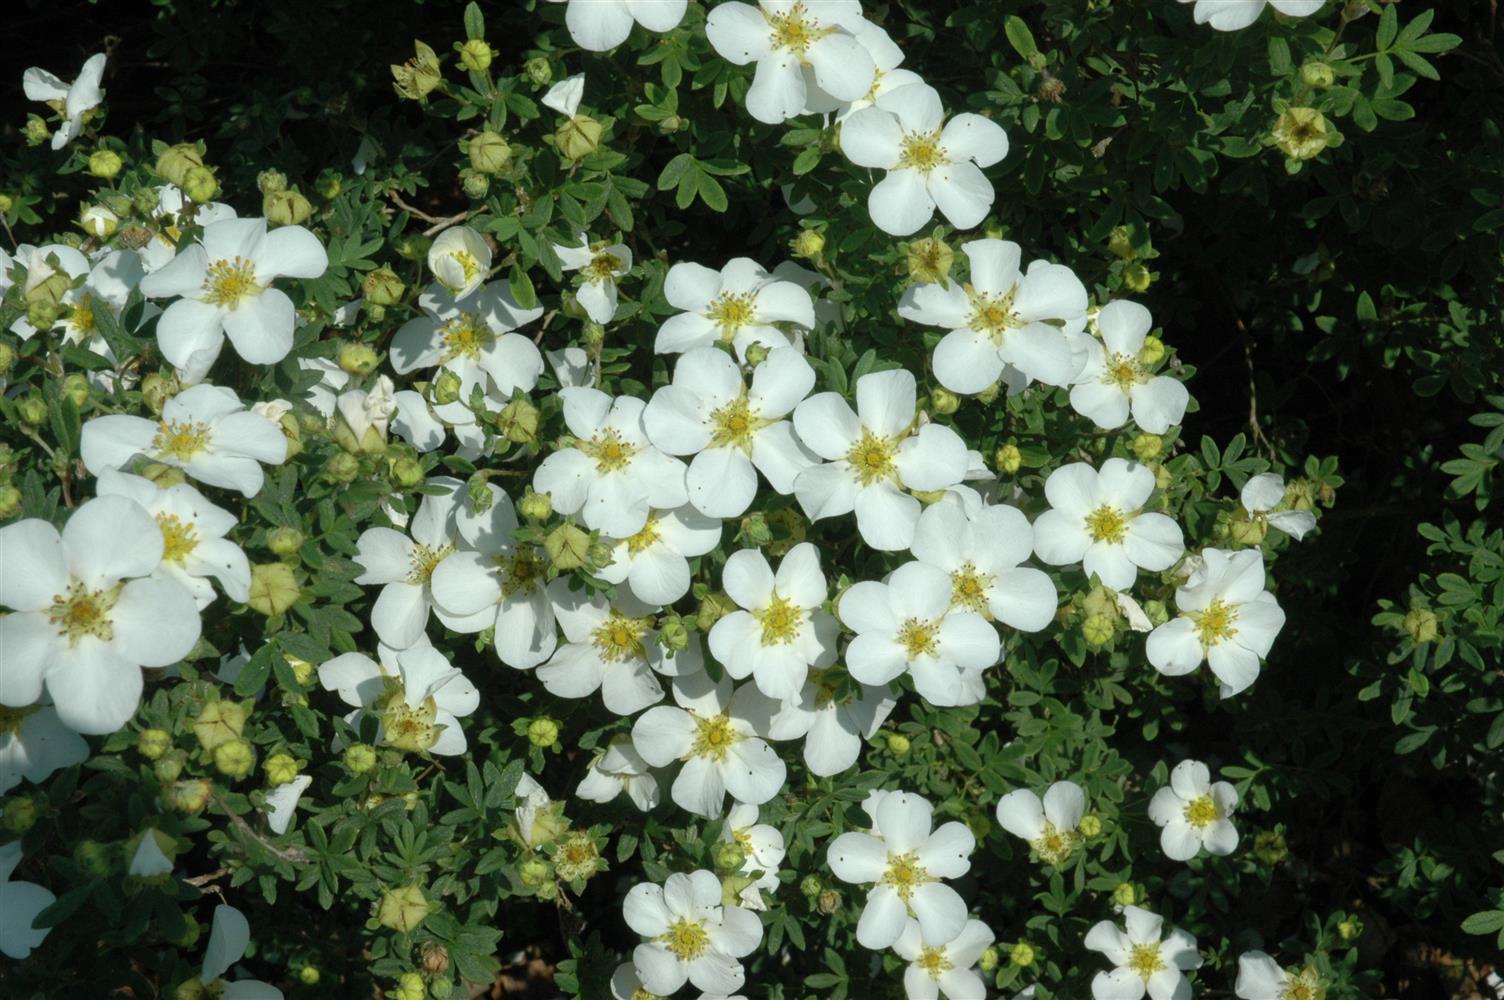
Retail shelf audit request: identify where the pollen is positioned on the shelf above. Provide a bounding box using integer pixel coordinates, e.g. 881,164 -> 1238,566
499,548 -> 544,597
583,427 -> 637,473
845,430 -> 897,487
380,695 -> 440,753
1030,821 -> 1081,865
1281,969 -> 1323,1000
659,917 -> 711,960
880,851 -> 932,901
152,418 -> 213,461
705,292 -> 756,335
765,2 -> 833,56
1104,354 -> 1145,389
201,256 -> 261,308
898,130 -> 947,173
968,287 -> 1020,343
754,593 -> 804,645
916,945 -> 954,978
69,294 -> 98,335
157,512 -> 200,564
1190,599 -> 1239,648
625,514 -> 662,556
1084,504 -> 1129,544
949,563 -> 993,615
708,395 -> 764,450
440,313 -> 492,360
897,617 -> 940,660
690,713 -> 741,761
406,543 -> 452,585
582,251 -> 621,283
592,611 -> 647,663
1183,793 -> 1219,829
1128,942 -> 1166,980
451,249 -> 483,286
47,580 -> 119,645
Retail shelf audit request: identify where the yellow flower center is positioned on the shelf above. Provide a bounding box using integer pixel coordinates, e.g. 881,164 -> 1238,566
157,512 -> 199,564
631,990 -> 663,1000
1190,599 -> 1239,648
583,251 -> 621,282
0,704 -> 39,736
499,549 -> 544,598
755,593 -> 804,646
582,427 -> 637,473
1183,793 -> 1219,829
152,419 -> 213,461
202,256 -> 261,308
968,287 -> 1020,344
897,617 -> 940,660
898,130 -> 947,173
845,430 -> 897,487
949,563 -> 993,615
69,294 -> 98,335
1030,821 -> 1081,865
440,313 -> 492,361
880,851 -> 933,902
659,918 -> 710,961
47,580 -> 120,645
1128,942 -> 1166,980
765,2 -> 834,56
916,945 -> 953,978
1084,504 -> 1128,544
690,713 -> 741,761
407,543 -> 452,585
1104,354 -> 1145,389
705,292 -> 756,336
592,611 -> 647,662
450,249 -> 482,287
1281,969 -> 1324,1000
708,395 -> 765,451
625,514 -> 662,556
379,690 -> 440,752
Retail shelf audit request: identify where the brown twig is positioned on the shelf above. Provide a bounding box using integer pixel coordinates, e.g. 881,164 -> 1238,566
211,791 -> 310,864
386,190 -> 471,235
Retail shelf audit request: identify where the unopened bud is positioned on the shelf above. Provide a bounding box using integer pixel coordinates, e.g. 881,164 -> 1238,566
695,590 -> 735,630
1010,942 -> 1036,967
1079,814 -> 1103,838
183,166 -> 220,204
497,397 -> 540,444
264,752 -> 301,786
88,149 -> 124,179
1403,607 -> 1438,644
298,966 -> 320,985
468,131 -> 512,175
1253,828 -> 1288,865
153,750 -> 186,783
906,236 -> 954,285
994,443 -> 1022,474
525,56 -> 553,87
388,456 -> 423,489
1139,335 -> 1165,366
264,188 -> 312,227
1337,917 -> 1362,941
458,38 -> 494,73
267,526 -> 304,556
325,452 -> 361,483
432,369 -> 462,406
213,737 -> 256,780
526,717 -> 560,748
555,115 -> 603,161
929,388 -> 960,415
886,733 -> 911,755
978,946 -> 1000,972
1123,261 -> 1153,292
392,972 -> 426,1000
1112,882 -> 1138,907
315,170 -> 342,200
1083,612 -> 1115,646
1132,433 -> 1163,462
1301,61 -> 1336,89
545,522 -> 590,570
80,204 -> 119,238
791,228 -> 825,259
658,616 -> 689,653
377,884 -> 431,933
518,489 -> 552,521
1107,225 -> 1135,260
24,117 -> 51,146
168,779 -> 212,814
0,486 -> 21,520
461,172 -> 490,199
193,698 -> 249,751
363,267 -> 405,306
138,728 -> 172,760
247,562 -> 300,615
344,743 -> 378,774
2,796 -> 38,833
61,373 -> 90,408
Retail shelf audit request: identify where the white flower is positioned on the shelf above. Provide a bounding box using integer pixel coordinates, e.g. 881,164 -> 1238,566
705,1 -> 876,125
80,204 -> 118,239
137,186 -> 239,273
840,83 -> 1009,236
555,235 -> 632,323
1148,759 -> 1240,861
0,495 -> 200,735
994,781 -> 1089,866
720,803 -> 786,910
1069,301 -> 1189,434
547,0 -> 687,51
8,244 -> 84,340
598,505 -> 723,606
542,73 -> 587,118
95,468 -> 251,609
893,917 -> 995,1000
55,250 -> 147,369
793,368 -> 969,551
1235,952 -> 1323,1000
1240,474 -> 1316,540
334,375 -> 397,448
23,53 -> 106,150
428,226 -> 492,301
0,841 -> 55,959
139,217 -> 328,383
81,383 -> 289,497
318,640 -> 479,756
295,357 -> 349,418
709,543 -> 838,701
391,282 -> 545,399
512,775 -> 559,847
199,904 -> 284,998
1084,906 -> 1202,1000
390,387 -> 490,460
834,19 -> 923,121
766,668 -> 896,776
577,736 -> 661,811
128,830 -> 175,878
1178,0 -> 1325,32
898,239 -> 1087,394
547,345 -> 594,387
840,561 -> 1000,707
265,775 -> 312,835
539,581 -> 704,716
631,672 -> 785,818
0,703 -> 89,794
826,790 -> 974,949
353,477 -> 466,649
654,259 -> 815,360
911,496 -> 1058,632
1032,458 -> 1185,591
1146,548 -> 1286,698
644,347 -> 818,517
624,869 -> 764,996
533,387 -> 688,538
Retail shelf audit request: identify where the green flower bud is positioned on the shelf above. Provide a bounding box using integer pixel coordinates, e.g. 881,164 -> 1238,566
799,875 -> 822,897
886,733 -> 911,755
582,322 -> 607,352
392,40 -> 443,101
1286,477 -> 1317,511
1112,882 -> 1138,907
1079,814 -> 1103,838
0,193 -> 12,214
468,131 -> 512,175
80,204 -> 119,239
325,452 -> 361,484
740,511 -> 773,547
0,485 -> 21,520
61,373 -> 90,409
545,522 -> 591,570
1337,917 -> 1362,941
525,56 -> 553,87
26,300 -> 60,332
363,267 -> 406,306
1010,942 -> 1036,967
365,305 -> 387,328
1139,335 -> 1166,366
518,488 -> 552,521
817,889 -> 841,914
586,540 -> 614,569
906,236 -> 954,285
1083,612 -> 1115,647
1123,261 -> 1153,293
138,728 -> 172,760
315,169 -> 342,200
657,114 -> 684,135
458,38 -> 495,73
87,149 -> 124,179
1273,107 -> 1332,162
1404,607 -> 1439,644
658,616 -> 690,653
994,443 -> 1022,475
519,858 -> 553,889
1155,464 -> 1173,491
337,340 -> 381,376
1228,512 -> 1269,547
555,115 -> 603,161
153,750 -> 187,783
1143,599 -> 1170,627
695,590 -> 736,630
264,188 -> 312,227
344,743 -> 378,774
3,796 -> 38,833
526,717 -> 560,749
174,980 -> 208,1000
393,972 -> 426,1000
183,166 -> 220,204
497,397 -> 540,444
298,966 -> 320,985
74,839 -> 114,875
429,976 -> 454,999
977,946 -> 1000,973
1253,828 -> 1288,865
193,698 -> 249,752
24,116 -> 51,147
213,738 -> 256,780
1132,433 -> 1163,463
168,779 -> 212,814
140,372 -> 179,415
715,840 -> 748,872
1107,225 -> 1135,260
929,388 -> 960,415
391,456 -> 425,489
264,753 -> 301,786
432,369 -> 463,406
791,228 -> 825,259
247,562 -> 300,615
1301,60 -> 1336,89
0,341 -> 15,378
461,172 -> 490,199
267,526 -> 304,557
378,885 -> 430,933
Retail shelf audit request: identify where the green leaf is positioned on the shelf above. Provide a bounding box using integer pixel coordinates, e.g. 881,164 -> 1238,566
697,172 -> 728,212
1461,910 -> 1504,935
509,265 -> 538,310
1377,4 -> 1398,50
1356,290 -> 1377,322
1004,16 -> 1039,61
463,2 -> 485,41
235,643 -> 278,697
656,153 -> 694,192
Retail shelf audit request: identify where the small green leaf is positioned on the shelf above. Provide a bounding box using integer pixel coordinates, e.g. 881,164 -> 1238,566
463,2 -> 485,41
1004,16 -> 1039,61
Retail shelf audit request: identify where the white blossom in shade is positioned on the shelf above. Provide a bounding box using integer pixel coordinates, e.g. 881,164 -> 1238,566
630,671 -> 785,819
0,495 -> 200,734
127,830 -> 175,878
644,347 -> 818,517
577,736 -> 660,811
542,73 -> 586,118
138,217 -> 328,383
318,639 -> 479,756
826,790 -> 974,949
0,703 -> 89,794
533,387 -> 688,538
294,357 -> 348,419
539,580 -> 703,716
95,468 -> 251,609
332,375 -> 397,451
0,841 -> 55,959
893,916 -> 995,1000
264,774 -> 312,835
834,19 -> 923,121
1178,0 -> 1325,32
720,802 -> 786,910
609,963 -> 656,1000
390,387 -> 490,461
898,238 -> 1087,395
840,83 -> 1009,236
55,249 -> 146,368
1084,906 -> 1202,1000
137,185 -> 239,273
709,543 -> 838,701
766,668 -> 896,776
1239,473 -> 1317,540
654,259 -> 815,360
353,477 -> 465,649
994,781 -> 1088,866
81,383 -> 288,497
198,904 -> 284,999
427,225 -> 492,301
546,345 -> 594,388
6,244 -> 89,341
839,562 -> 1000,708
705,1 -> 876,125
555,235 -> 632,323
792,368 -> 970,551
390,282 -> 545,400
1148,759 -> 1240,861
429,489 -> 556,670
1032,458 -> 1185,591
911,496 -> 1058,633
1146,548 -> 1285,698
598,505 -> 723,605
23,52 -> 106,150
1069,301 -> 1189,434
512,775 -> 562,848
546,0 -> 687,51
624,869 -> 764,996
1235,952 -> 1323,1000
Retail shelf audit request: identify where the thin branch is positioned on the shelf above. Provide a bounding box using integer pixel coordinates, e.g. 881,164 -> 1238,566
386,190 -> 471,235
212,792 -> 310,864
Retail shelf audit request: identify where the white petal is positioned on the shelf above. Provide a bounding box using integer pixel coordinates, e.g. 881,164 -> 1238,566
867,168 -> 936,236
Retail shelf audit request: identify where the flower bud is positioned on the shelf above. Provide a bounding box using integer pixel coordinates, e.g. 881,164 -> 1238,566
545,522 -> 591,570
153,750 -> 187,783
1337,917 -> 1362,941
193,698 -> 249,752
1112,882 -> 1138,907
555,115 -> 603,161
87,148 -> 124,179
1010,942 -> 1036,967
461,172 -> 490,199
525,56 -> 553,86
61,373 -> 90,409
905,236 -> 954,285
1079,814 -> 1103,838
286,655 -> 315,687
1139,335 -> 1166,366
1403,607 -> 1439,644
393,973 -> 426,1000
26,300 -> 60,332
583,322 -> 607,352
344,743 -> 378,774
695,590 -> 736,630
363,267 -> 405,306
431,369 -> 463,405
80,204 -> 119,239
1301,60 -> 1336,88
430,977 -> 454,999
257,169 -> 288,194
2,796 -> 38,833
378,885 -> 431,933
886,733 -> 911,755
1253,828 -> 1288,865
586,540 -> 614,569
1155,464 -> 1173,491
75,839 -> 115,876
1107,225 -> 1135,260
392,40 -> 443,101
315,169 -> 342,200
175,980 -> 208,1000
1123,261 -> 1153,292
421,942 -> 451,976
658,616 -> 690,653
1228,512 -> 1268,547
799,875 -> 822,897
298,967 -> 320,985
791,228 -> 825,259
817,889 -> 841,914
458,38 -> 494,73
1083,612 -> 1115,647
267,526 -> 304,557
715,840 -> 747,873
247,562 -> 300,615
0,485 -> 21,520
138,728 -> 172,759
183,166 -> 220,204
325,452 -> 361,483
740,511 -> 773,547
1131,433 -> 1163,463
526,717 -> 560,749
978,946 -> 1000,973
140,372 -> 179,415
468,131 -> 512,175
337,340 -> 381,376
743,343 -> 770,367
168,779 -> 212,814
264,188 -> 312,227
390,456 -> 425,489
497,397 -> 540,444
24,116 -> 51,146
518,488 -> 552,521
994,443 -> 1022,474
519,857 -> 553,888
213,737 -> 255,780
0,341 -> 15,378
1273,107 -> 1332,162
264,752 -> 301,786
928,388 -> 960,415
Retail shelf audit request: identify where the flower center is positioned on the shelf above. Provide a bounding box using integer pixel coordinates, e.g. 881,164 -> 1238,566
380,693 -> 439,752
157,512 -> 200,564
555,831 -> 603,880
845,430 -> 897,487
880,851 -> 933,902
659,917 -> 711,961
968,287 -> 1020,343
152,418 -> 213,461
690,713 -> 741,761
582,427 -> 637,473
440,313 -> 492,361
706,292 -> 756,335
896,617 -> 940,660
949,562 -> 993,615
1281,970 -> 1322,1000
1084,505 -> 1128,544
591,611 -> 647,663
1183,793 -> 1219,829
449,249 -> 482,287
0,704 -> 39,736
916,945 -> 953,978
499,549 -> 544,598
69,294 -> 98,335
47,580 -> 120,645
754,593 -> 804,645
1030,820 -> 1080,865
898,130 -> 947,173
202,256 -> 261,308
1104,354 -> 1145,389
625,514 -> 662,555
1128,942 -> 1166,980
407,543 -> 453,585
765,2 -> 833,56
809,668 -> 846,708
707,395 -> 764,451
583,251 -> 621,282
630,990 -> 662,1000
1190,599 -> 1239,648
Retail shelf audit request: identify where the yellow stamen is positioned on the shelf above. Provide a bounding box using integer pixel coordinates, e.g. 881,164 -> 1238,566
659,918 -> 710,960
47,580 -> 120,645
765,2 -> 835,56
1189,599 -> 1239,649
705,292 -> 756,337
440,313 -> 492,360
708,395 -> 765,450
1128,942 -> 1166,980
949,563 -> 993,615
407,543 -> 453,585
625,515 -> 662,556
690,713 -> 741,761
898,130 -> 947,172
845,430 -> 897,487
582,427 -> 637,473
592,611 -> 647,663
152,419 -> 212,461
1183,794 -> 1219,829
754,593 -> 804,646
880,851 -> 933,902
1030,821 -> 1080,865
1084,505 -> 1128,544
157,513 -> 199,564
201,256 -> 261,308
896,617 -> 939,660
916,945 -> 953,978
